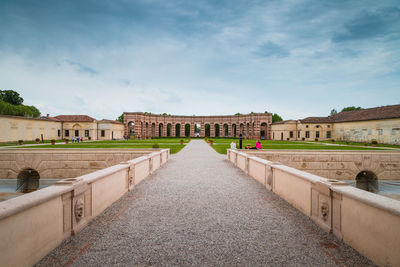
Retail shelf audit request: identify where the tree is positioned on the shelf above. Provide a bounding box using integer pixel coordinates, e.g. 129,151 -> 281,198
341,106 -> 362,112
272,113 -> 283,123
330,109 -> 338,116
234,112 -> 241,115
0,90 -> 24,105
117,113 -> 124,122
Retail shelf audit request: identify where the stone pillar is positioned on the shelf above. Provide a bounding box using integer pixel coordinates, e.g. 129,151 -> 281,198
200,123 -> 205,137
228,124 -> 232,137
191,124 -> 195,137
181,124 -> 185,137
164,124 -> 168,137
210,123 -> 215,137
171,123 -> 176,137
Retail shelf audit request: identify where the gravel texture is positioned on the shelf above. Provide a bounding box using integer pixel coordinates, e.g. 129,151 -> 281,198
37,140 -> 375,266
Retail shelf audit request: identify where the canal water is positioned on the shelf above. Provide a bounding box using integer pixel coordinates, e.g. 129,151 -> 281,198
0,179 -> 60,202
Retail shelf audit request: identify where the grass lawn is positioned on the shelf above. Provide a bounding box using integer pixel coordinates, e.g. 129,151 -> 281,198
206,138 -> 388,154
18,138 -> 188,154
0,139 -> 64,146
319,140 -> 400,149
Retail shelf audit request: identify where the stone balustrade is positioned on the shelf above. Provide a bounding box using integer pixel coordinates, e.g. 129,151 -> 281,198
0,149 -> 169,266
227,149 -> 400,267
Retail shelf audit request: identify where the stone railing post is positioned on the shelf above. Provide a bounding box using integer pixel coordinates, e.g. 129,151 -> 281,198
57,178 -> 92,236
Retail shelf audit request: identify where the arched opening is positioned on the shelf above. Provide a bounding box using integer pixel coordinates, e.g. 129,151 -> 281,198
239,123 -> 244,135
205,124 -> 211,137
232,124 -> 237,137
175,124 -> 181,137
128,121 -> 135,137
72,123 -> 82,137
215,124 -> 220,137
224,124 -> 229,137
281,132 -> 283,140
246,123 -> 250,138
185,124 -> 190,137
145,122 -> 149,138
260,122 -> 267,140
194,123 -> 200,137
17,168 -> 40,193
167,123 -> 171,137
151,123 -> 156,137
159,123 -> 163,137
356,171 -> 378,193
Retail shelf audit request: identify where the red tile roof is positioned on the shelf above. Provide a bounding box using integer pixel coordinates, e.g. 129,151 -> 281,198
100,119 -> 123,125
54,115 -> 96,122
300,117 -> 333,123
300,104 -> 400,124
329,104 -> 400,122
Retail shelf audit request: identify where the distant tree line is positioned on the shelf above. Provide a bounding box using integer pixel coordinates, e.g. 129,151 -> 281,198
330,106 -> 363,116
0,90 -> 41,117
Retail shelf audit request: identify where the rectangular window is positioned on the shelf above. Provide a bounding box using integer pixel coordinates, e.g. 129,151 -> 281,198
298,131 -> 300,138
101,130 -> 105,137
289,131 -> 293,138
58,129 -> 61,137
75,130 -> 79,137
378,129 -> 383,135
316,131 -> 320,138
305,131 -> 310,138
85,130 -> 89,137
65,130 -> 69,137
326,131 -> 331,138
368,129 -> 372,135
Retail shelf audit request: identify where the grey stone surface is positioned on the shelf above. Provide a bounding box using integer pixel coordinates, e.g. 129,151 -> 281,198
37,140 -> 374,266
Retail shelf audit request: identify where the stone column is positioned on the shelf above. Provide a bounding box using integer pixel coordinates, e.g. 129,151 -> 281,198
164,124 -> 168,137
191,124 -> 195,137
228,124 -> 232,137
200,123 -> 205,137
210,123 -> 215,137
171,123 -> 176,137
181,124 -> 185,137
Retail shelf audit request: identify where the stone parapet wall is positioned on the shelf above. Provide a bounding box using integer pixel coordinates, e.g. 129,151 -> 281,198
0,149 -> 160,179
244,150 -> 400,180
0,149 -> 169,266
227,149 -> 400,266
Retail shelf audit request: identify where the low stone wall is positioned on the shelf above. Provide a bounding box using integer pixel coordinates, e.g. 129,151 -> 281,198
0,149 -> 159,179
244,150 -> 400,180
228,149 -> 400,266
0,149 -> 169,266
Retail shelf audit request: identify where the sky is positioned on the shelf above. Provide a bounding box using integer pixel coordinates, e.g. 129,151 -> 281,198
0,0 -> 399,120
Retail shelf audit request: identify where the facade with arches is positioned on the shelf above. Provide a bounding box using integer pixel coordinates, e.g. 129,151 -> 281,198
124,112 -> 272,139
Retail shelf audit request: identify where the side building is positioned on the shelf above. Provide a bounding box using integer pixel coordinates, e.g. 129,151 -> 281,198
0,114 -> 124,142
271,104 -> 400,145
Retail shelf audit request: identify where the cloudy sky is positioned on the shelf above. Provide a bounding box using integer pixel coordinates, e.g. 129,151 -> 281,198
0,0 -> 399,120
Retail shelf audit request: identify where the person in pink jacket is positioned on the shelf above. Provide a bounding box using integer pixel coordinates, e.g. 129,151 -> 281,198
255,140 -> 262,149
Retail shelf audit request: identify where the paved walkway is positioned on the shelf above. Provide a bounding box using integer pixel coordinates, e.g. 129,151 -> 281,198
38,140 -> 374,266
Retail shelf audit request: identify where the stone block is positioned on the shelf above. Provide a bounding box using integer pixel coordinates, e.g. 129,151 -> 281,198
0,154 -> 15,161
95,154 -> 107,161
82,154 -> 96,161
0,161 -> 11,168
67,154 -> 82,161
52,154 -> 68,161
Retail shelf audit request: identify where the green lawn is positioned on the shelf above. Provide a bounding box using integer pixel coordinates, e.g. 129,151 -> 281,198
206,138 -> 388,154
18,138 -> 188,154
0,139 -> 64,146
319,140 -> 400,149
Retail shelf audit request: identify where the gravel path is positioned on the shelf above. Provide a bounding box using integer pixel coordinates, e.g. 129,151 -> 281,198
37,140 -> 374,266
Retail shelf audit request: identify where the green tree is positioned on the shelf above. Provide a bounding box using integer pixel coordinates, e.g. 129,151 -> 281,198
0,90 -> 24,105
117,113 -> 124,122
341,106 -> 362,112
234,112 -> 241,115
272,113 -> 283,123
330,109 -> 338,116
